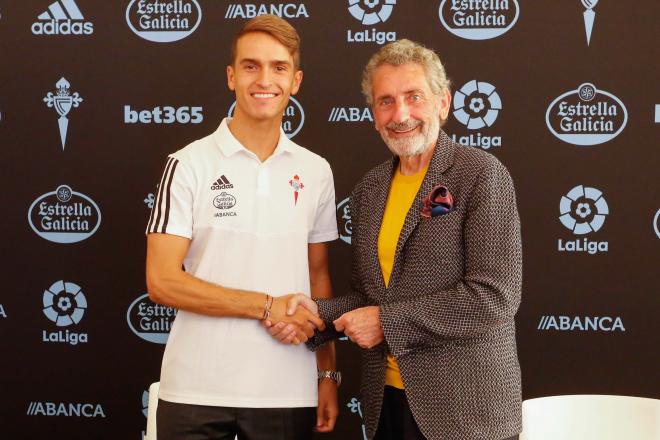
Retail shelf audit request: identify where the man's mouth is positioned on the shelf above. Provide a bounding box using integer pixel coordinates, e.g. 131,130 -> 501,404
387,121 -> 422,135
251,92 -> 278,99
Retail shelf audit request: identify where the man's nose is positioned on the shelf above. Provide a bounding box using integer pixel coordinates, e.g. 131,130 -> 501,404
392,100 -> 411,123
256,69 -> 272,87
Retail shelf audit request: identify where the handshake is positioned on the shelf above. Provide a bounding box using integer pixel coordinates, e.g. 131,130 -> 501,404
262,294 -> 322,345
263,294 -> 385,349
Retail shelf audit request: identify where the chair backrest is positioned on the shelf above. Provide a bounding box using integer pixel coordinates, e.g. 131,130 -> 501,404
520,394 -> 660,440
144,382 -> 160,440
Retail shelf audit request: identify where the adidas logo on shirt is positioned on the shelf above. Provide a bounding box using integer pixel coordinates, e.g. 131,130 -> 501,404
32,0 -> 94,36
211,175 -> 234,190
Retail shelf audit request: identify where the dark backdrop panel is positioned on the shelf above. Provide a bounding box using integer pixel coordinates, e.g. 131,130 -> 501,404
1,1 -> 658,438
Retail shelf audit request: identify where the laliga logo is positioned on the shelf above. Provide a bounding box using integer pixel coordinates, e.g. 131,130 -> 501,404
348,0 -> 396,25
126,0 -> 202,43
127,293 -> 177,344
28,185 -> 101,244
337,197 -> 352,244
559,185 -> 608,235
452,80 -> 502,149
438,0 -> 519,40
558,185 -> 609,254
546,83 -> 628,146
43,280 -> 87,327
228,97 -> 304,139
42,280 -> 89,346
44,77 -> 83,150
453,80 -> 501,129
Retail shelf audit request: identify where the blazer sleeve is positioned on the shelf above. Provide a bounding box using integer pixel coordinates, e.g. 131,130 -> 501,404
379,159 -> 522,357
307,185 -> 370,350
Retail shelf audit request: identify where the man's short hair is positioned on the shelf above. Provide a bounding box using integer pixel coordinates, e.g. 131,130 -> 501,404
361,39 -> 451,105
230,14 -> 301,69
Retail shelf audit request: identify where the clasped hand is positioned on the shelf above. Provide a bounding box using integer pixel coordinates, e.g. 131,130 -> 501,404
263,294 -> 325,344
265,296 -> 384,349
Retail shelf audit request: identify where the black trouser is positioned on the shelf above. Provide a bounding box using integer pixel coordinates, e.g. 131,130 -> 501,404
374,386 -> 519,440
156,399 -> 316,440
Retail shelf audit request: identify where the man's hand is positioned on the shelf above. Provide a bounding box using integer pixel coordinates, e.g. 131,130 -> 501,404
315,378 -> 338,432
265,294 -> 324,344
334,306 -> 384,349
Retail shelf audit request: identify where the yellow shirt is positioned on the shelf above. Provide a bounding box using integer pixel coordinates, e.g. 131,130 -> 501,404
378,164 -> 428,389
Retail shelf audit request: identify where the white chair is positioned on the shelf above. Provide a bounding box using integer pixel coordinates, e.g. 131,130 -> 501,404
520,394 -> 660,440
144,382 -> 160,440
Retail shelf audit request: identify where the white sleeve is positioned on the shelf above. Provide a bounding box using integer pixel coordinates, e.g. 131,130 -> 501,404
308,159 -> 339,243
146,155 -> 194,239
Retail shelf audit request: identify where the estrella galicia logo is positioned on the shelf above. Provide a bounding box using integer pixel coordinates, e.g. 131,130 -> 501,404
32,0 -> 94,36
558,185 -> 609,254
28,185 -> 101,244
537,315 -> 625,332
348,0 -> 395,25
26,401 -> 106,418
42,280 -> 89,345
452,80 -> 502,149
438,0 -> 519,40
337,197 -> 352,245
127,293 -> 176,344
126,0 -> 202,43
347,0 -> 397,44
224,3 -> 309,19
213,192 -> 236,210
228,97 -> 304,139
44,77 -> 83,150
653,209 -> 660,239
546,83 -> 628,146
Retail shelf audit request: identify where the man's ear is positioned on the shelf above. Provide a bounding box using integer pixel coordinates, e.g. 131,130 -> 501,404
438,88 -> 451,120
227,65 -> 235,91
290,70 -> 303,96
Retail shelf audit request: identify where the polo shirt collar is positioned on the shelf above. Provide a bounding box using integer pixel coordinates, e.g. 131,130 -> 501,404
214,118 -> 294,159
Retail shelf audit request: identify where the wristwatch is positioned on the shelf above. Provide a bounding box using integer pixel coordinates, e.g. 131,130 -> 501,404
317,370 -> 342,387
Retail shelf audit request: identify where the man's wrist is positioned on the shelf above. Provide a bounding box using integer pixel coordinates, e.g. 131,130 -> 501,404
317,370 -> 341,387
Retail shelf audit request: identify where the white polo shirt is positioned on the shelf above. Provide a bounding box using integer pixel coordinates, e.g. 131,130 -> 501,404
147,118 -> 338,408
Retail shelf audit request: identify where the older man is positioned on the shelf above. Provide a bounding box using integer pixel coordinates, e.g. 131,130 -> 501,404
270,39 -> 522,440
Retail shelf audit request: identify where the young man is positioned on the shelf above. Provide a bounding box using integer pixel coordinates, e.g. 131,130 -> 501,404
146,15 -> 339,439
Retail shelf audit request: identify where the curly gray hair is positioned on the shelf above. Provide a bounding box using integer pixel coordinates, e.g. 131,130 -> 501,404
361,39 -> 451,105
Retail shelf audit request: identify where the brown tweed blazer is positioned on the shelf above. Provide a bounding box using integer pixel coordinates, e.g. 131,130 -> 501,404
313,130 -> 523,440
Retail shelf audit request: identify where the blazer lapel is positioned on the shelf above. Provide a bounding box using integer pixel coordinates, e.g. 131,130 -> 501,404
388,131 -> 456,286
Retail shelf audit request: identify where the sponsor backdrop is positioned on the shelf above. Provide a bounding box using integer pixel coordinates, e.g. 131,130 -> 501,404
1,1 -> 658,438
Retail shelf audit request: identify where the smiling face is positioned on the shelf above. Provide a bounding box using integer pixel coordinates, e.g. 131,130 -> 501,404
371,63 -> 450,157
227,31 -> 302,125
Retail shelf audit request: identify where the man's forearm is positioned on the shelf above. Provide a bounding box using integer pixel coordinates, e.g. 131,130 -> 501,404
315,341 -> 336,371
